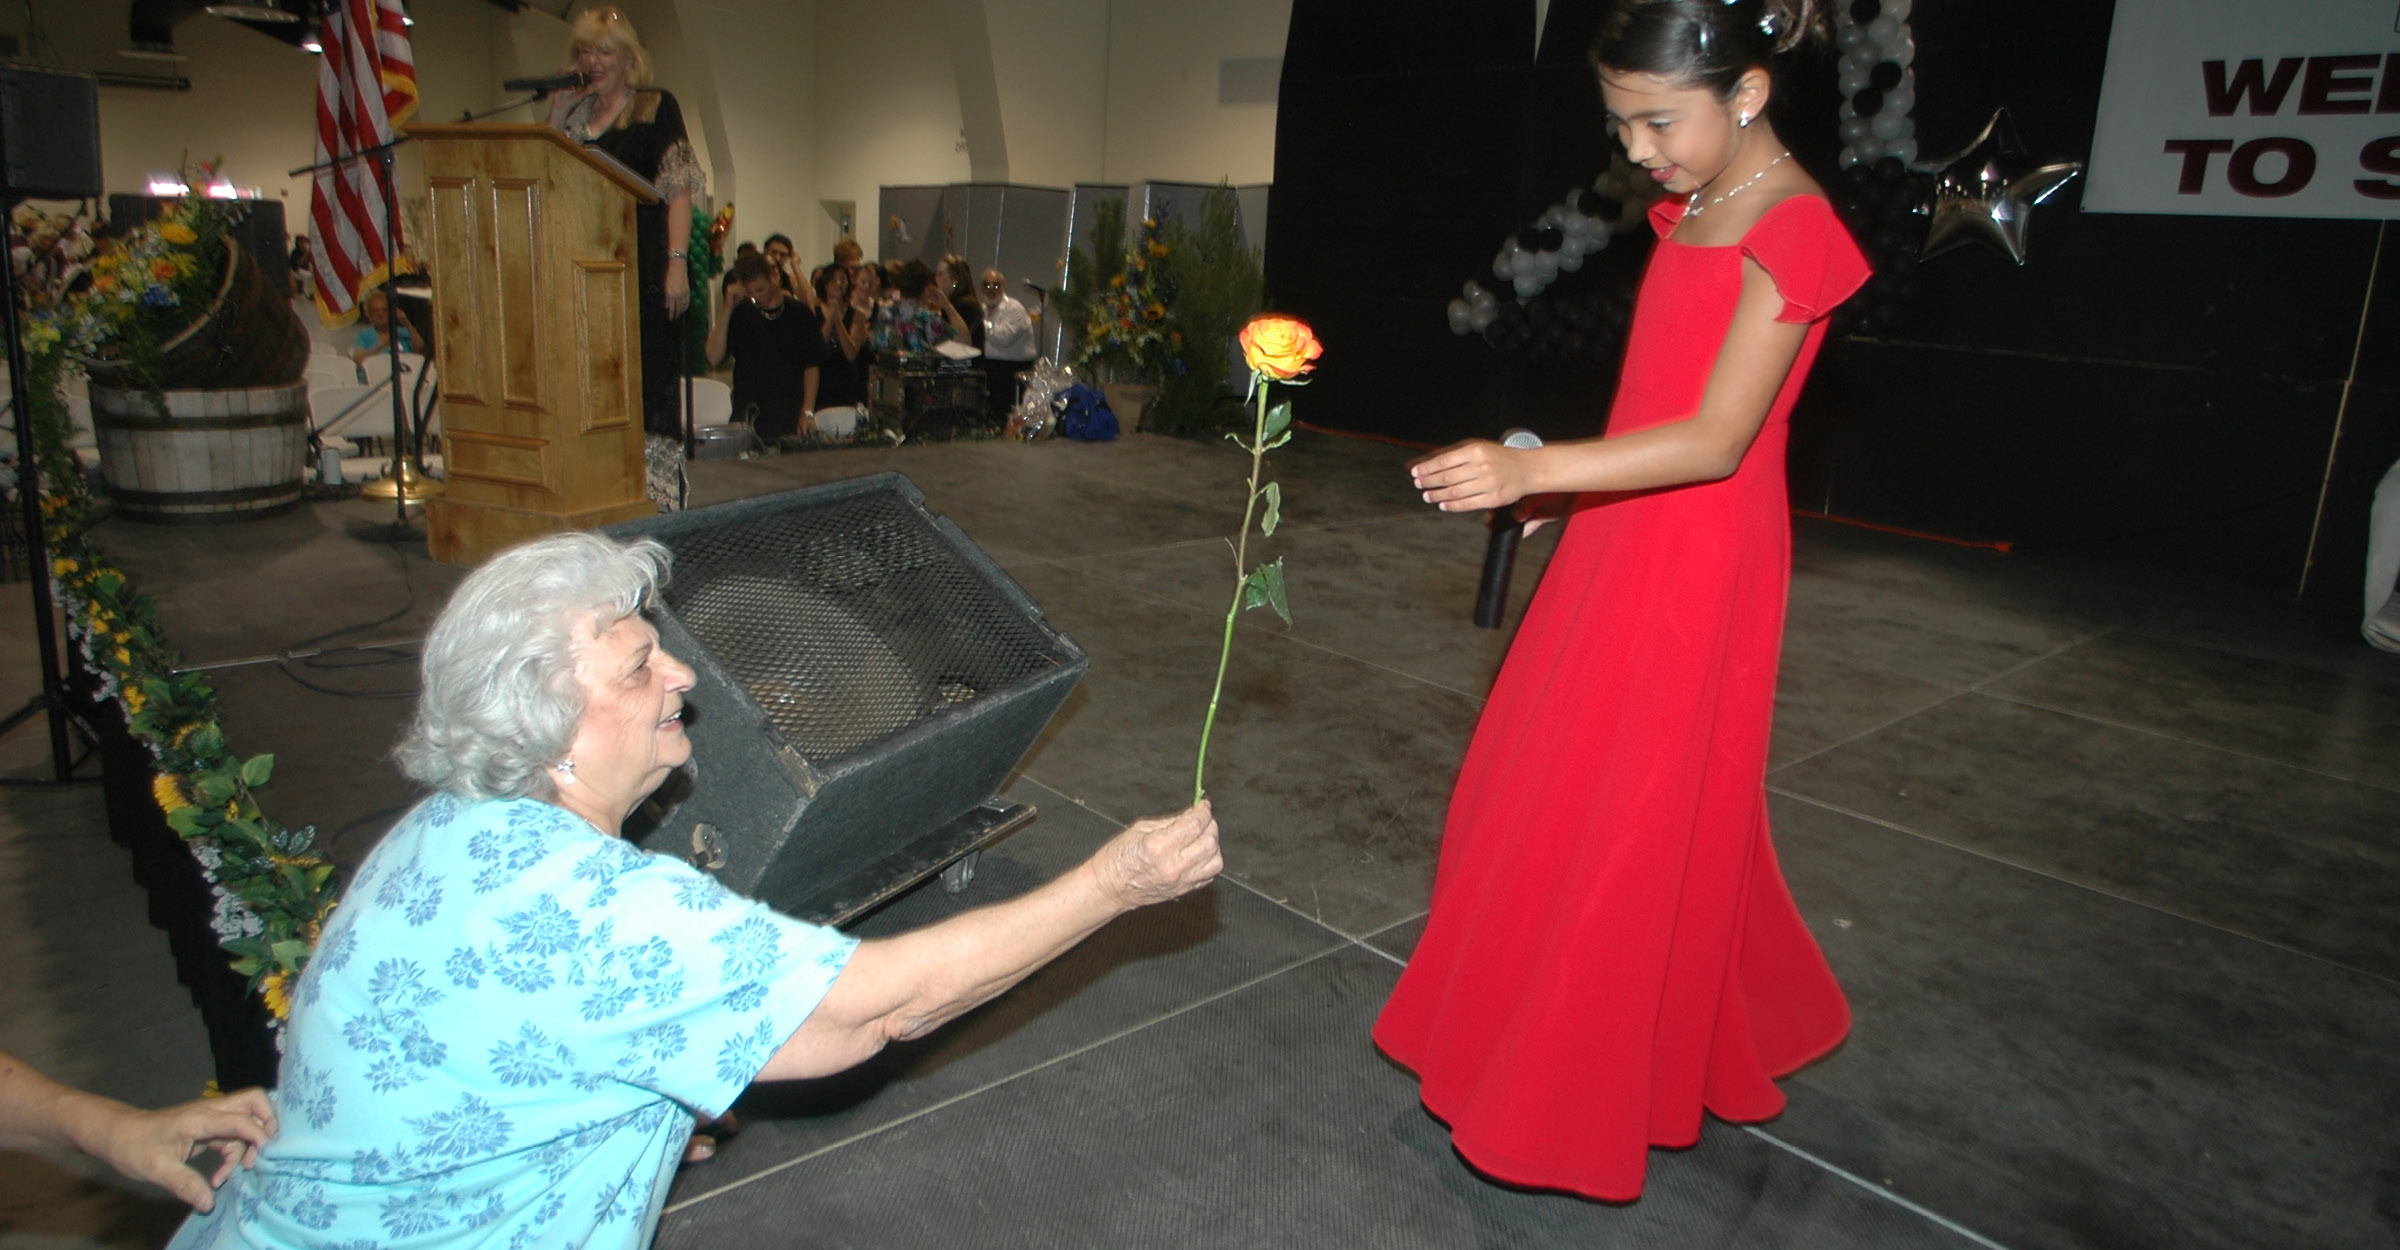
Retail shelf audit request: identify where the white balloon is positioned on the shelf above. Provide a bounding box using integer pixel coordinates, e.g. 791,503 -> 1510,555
1883,83 -> 1914,117
1840,116 -> 1873,145
1851,137 -> 1885,163
1837,23 -> 1866,51
1462,279 -> 1485,300
1559,233 -> 1586,259
1866,15 -> 1901,45
1469,303 -> 1496,331
1447,299 -> 1472,334
1883,0 -> 1911,18
1839,147 -> 1869,169
1840,68 -> 1870,96
1493,250 -> 1515,279
1889,35 -> 1916,66
1512,272 -> 1542,298
1557,248 -> 1585,272
1586,230 -> 1609,252
1528,251 -> 1558,278
1539,206 -> 1567,228
1471,290 -> 1497,315
1870,110 -> 1908,141
1885,136 -> 1919,165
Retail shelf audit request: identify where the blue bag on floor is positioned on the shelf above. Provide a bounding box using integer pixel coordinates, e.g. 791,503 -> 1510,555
1054,384 -> 1119,442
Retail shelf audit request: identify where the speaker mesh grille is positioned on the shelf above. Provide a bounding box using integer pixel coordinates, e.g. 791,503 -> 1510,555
661,491 -> 1060,761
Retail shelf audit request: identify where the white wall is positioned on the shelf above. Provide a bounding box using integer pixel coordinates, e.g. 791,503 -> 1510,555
986,0 -> 1110,190
669,0 -> 817,258
811,0 -> 973,263
1101,0 -> 1288,185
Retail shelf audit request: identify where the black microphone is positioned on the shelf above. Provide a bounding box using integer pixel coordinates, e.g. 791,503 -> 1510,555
1021,281 -> 1050,297
1473,428 -> 1545,630
502,71 -> 587,94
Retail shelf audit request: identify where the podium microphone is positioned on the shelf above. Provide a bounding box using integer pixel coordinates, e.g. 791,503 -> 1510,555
1473,428 -> 1545,630
501,71 -> 588,94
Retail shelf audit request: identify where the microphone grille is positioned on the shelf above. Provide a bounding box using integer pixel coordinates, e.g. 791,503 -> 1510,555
1501,428 -> 1544,450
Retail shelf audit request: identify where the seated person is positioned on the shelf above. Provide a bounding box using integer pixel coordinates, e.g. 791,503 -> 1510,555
349,287 -> 419,367
978,268 -> 1039,420
870,259 -> 971,360
705,254 -> 826,442
168,530 -> 1220,1249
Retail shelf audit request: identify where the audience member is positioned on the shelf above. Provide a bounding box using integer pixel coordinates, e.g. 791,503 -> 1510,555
763,233 -> 809,307
814,265 -> 871,411
348,287 -> 419,366
940,253 -> 986,353
871,259 -> 970,359
831,236 -> 864,277
0,1049 -> 275,1214
706,253 -> 825,442
979,267 -> 1039,421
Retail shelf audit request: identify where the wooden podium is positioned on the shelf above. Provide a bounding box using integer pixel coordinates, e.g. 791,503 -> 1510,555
408,123 -> 659,564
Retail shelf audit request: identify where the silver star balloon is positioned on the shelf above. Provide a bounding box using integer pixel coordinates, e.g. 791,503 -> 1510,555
1914,108 -> 2082,265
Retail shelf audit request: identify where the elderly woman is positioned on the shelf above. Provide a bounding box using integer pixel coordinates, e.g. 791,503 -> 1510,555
170,532 -> 1219,1249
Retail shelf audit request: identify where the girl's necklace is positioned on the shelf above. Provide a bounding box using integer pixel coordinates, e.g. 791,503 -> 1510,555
1684,150 -> 1790,219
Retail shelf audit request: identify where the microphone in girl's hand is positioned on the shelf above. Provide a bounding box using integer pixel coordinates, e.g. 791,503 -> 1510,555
1473,428 -> 1545,630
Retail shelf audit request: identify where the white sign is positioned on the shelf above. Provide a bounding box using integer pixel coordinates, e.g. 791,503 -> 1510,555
2086,0 -> 2400,218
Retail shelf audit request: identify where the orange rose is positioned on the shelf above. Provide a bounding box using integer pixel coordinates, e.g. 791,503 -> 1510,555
1238,314 -> 1322,381
151,259 -> 177,282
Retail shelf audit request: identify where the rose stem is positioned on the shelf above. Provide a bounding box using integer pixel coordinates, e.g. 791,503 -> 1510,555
1193,370 -> 1269,804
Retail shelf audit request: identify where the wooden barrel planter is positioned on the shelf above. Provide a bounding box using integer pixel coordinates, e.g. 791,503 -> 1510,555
89,380 -> 310,523
82,237 -> 310,393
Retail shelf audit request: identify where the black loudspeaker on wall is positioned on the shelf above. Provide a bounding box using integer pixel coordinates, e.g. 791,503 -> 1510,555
0,66 -> 101,199
607,474 -> 1087,924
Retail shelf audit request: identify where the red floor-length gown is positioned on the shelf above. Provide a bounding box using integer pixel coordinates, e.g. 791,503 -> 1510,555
1375,193 -> 1870,1201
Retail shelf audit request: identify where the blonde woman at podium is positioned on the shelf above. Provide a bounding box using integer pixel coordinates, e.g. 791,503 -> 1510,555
547,6 -> 706,510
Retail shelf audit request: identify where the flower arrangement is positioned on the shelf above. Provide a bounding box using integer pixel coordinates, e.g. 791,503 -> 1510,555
1144,187 -> 1264,438
1192,314 -> 1323,802
1055,198 -> 1179,384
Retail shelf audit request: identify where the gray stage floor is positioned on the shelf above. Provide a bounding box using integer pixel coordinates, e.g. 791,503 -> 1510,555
3,431 -> 2395,1248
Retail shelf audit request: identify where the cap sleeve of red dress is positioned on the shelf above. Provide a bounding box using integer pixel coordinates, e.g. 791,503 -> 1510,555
1740,196 -> 1871,324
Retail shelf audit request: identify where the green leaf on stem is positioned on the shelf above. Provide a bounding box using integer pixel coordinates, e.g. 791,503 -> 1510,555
1242,557 -> 1292,626
239,753 -> 275,788
1259,481 -> 1282,537
1263,401 -> 1293,442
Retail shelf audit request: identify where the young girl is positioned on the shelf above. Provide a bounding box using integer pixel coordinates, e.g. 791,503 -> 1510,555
1374,0 -> 1868,1202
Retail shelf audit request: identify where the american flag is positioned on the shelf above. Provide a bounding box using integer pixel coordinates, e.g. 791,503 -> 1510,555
307,0 -> 417,325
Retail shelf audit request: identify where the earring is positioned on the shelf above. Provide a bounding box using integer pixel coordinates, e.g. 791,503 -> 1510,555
1739,113 -> 1753,128
555,758 -> 577,785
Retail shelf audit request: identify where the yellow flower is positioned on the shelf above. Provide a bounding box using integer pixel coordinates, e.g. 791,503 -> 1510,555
1147,240 -> 1168,258
124,685 -> 146,715
114,646 -> 132,667
50,557 -> 76,576
201,1080 -> 223,1098
1239,314 -> 1324,381
1108,273 -> 1125,288
159,221 -> 198,246
261,970 -> 291,1020
153,773 -> 190,814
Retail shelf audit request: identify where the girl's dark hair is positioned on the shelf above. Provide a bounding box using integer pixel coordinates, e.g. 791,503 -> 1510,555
891,258 -> 936,300
1591,0 -> 1823,98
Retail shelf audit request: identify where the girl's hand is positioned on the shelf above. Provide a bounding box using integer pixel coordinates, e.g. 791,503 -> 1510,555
1411,439 -> 1537,513
1512,493 -> 1570,536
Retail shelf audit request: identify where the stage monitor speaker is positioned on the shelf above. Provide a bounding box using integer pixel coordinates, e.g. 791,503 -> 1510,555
608,474 -> 1087,924
0,66 -> 101,200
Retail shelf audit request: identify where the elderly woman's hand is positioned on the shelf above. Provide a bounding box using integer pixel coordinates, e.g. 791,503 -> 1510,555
1089,802 -> 1221,910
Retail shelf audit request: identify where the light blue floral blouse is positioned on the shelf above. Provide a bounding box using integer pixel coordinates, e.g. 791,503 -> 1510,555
170,794 -> 857,1249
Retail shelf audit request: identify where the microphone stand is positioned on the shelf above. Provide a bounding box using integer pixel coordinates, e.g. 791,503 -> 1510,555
289,135 -> 440,535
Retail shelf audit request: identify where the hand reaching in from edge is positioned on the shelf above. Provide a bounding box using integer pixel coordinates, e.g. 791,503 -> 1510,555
1412,440 -> 1538,515
1090,802 -> 1222,910
82,1087 -> 278,1213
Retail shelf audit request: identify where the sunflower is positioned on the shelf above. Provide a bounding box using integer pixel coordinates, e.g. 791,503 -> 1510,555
260,970 -> 292,1020
152,773 -> 190,814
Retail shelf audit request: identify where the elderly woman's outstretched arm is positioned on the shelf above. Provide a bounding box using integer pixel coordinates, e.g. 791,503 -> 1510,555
758,802 -> 1221,1080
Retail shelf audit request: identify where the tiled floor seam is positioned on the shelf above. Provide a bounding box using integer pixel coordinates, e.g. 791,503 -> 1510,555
1741,1126 -> 2018,1250
1969,688 -> 2400,796
661,942 -> 1355,1215
1768,626 -> 2115,778
1764,784 -> 2400,988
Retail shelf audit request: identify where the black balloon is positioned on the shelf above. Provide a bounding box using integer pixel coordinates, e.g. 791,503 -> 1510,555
1594,194 -> 1624,221
1870,60 -> 1903,91
1576,189 -> 1606,216
1850,0 -> 1880,22
1536,226 -> 1565,251
1852,87 -> 1884,116
1517,226 -> 1544,250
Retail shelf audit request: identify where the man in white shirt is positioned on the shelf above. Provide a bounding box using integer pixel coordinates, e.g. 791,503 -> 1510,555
980,268 -> 1038,422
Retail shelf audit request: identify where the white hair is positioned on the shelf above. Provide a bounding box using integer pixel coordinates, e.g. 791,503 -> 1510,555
396,530 -> 671,800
